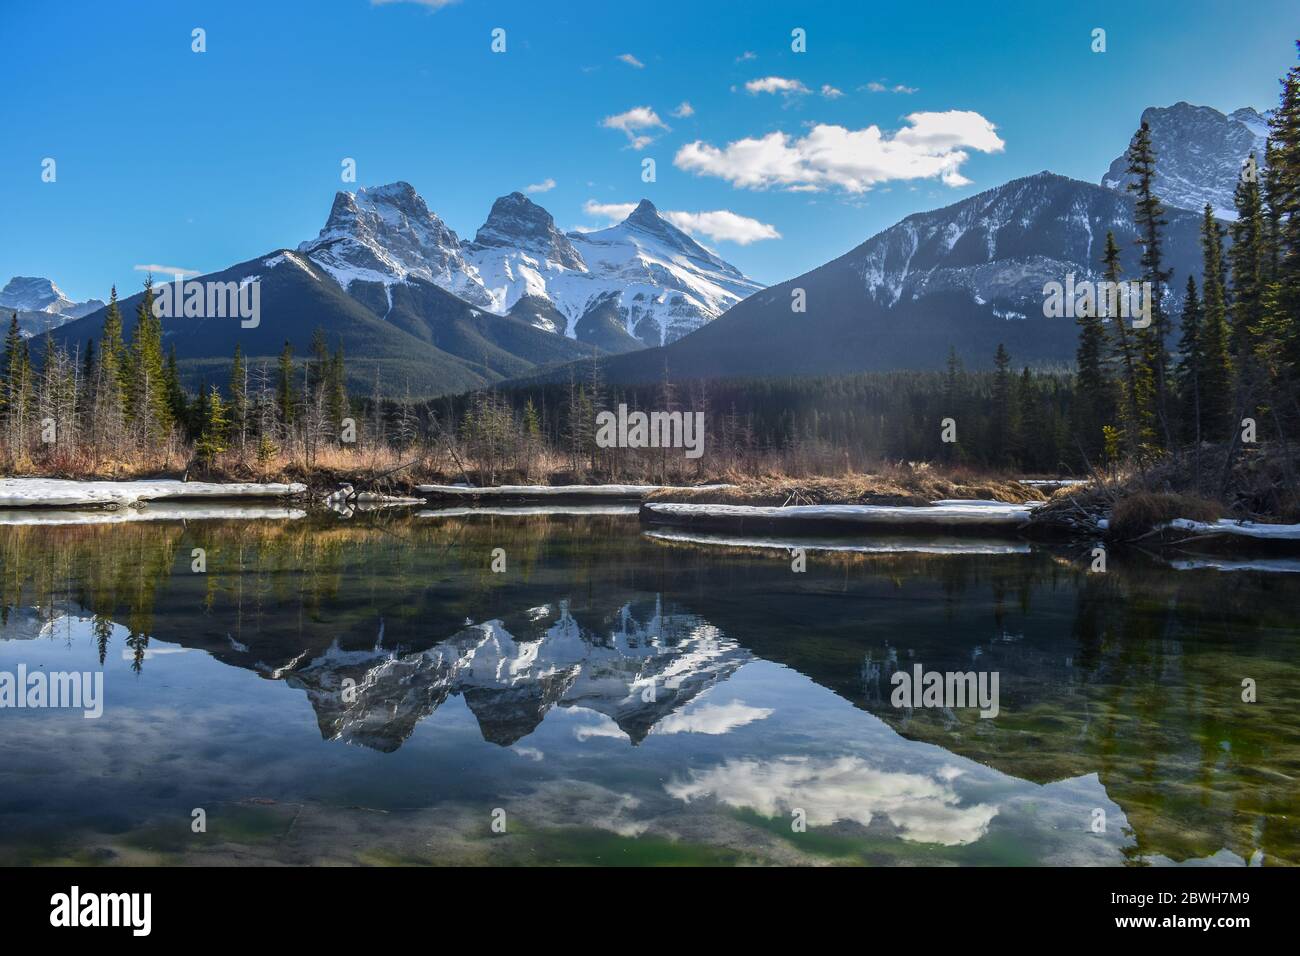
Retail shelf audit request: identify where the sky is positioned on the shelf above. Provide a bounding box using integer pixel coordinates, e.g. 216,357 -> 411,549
2,0 -> 1297,303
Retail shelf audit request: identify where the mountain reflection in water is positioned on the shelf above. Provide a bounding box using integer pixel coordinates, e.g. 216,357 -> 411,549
0,511 -> 1296,866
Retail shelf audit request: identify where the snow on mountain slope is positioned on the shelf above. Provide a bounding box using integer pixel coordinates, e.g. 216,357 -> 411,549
282,599 -> 750,751
562,200 -> 764,346
297,183 -> 763,350
296,181 -> 494,308
851,171 -> 1206,314
1101,102 -> 1269,219
0,276 -> 105,336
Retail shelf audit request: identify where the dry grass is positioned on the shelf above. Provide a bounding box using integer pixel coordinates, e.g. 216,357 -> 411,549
1108,492 -> 1224,540
645,462 -> 1047,507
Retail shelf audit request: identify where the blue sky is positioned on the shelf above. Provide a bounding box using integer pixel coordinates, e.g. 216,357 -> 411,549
2,0 -> 1296,302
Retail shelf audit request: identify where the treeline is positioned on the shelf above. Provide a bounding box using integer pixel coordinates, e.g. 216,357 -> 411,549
436,354 -> 1077,480
1072,46 -> 1300,479
0,277 -> 361,474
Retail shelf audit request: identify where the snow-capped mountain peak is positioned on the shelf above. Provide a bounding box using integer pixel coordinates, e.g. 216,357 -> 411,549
296,181 -> 763,350
1101,102 -> 1269,219
467,191 -> 585,270
297,181 -> 493,307
0,276 -> 105,336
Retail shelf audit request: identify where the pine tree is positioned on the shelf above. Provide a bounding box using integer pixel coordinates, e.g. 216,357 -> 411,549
1125,121 -> 1174,448
1256,45 -> 1300,430
1176,274 -> 1204,445
127,277 -> 171,439
1230,155 -> 1268,361
163,345 -> 187,427
1074,267 -> 1112,463
991,344 -> 1014,465
276,341 -> 296,426
1197,204 -> 1233,440
229,343 -> 248,451
195,385 -> 229,465
1101,231 -> 1143,451
98,285 -> 128,413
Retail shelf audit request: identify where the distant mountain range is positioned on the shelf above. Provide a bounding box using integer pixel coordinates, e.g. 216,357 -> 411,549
0,276 -> 103,337
519,170 -> 1214,384
44,183 -> 758,395
297,182 -> 761,350
29,99 -> 1269,392
1102,102 -> 1269,220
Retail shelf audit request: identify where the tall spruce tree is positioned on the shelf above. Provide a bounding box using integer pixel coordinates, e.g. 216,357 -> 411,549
1073,265 -> 1111,462
1125,121 -> 1174,448
1197,204 -> 1233,440
1176,275 -> 1204,444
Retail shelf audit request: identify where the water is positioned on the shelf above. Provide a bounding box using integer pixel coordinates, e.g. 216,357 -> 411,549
0,509 -> 1296,866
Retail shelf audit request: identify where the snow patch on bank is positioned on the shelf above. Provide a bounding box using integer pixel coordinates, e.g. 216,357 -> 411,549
645,529 -> 1031,555
643,500 -> 1038,527
0,478 -> 306,509
1165,518 -> 1300,541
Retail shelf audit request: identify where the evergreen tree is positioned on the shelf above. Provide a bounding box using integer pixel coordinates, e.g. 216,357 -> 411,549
276,341 -> 296,425
1197,204 -> 1233,440
1073,266 -> 1112,462
1176,275 -> 1204,444
128,277 -> 171,438
991,343 -> 1014,465
1101,231 -> 1144,450
98,285 -> 128,413
195,385 -> 229,465
1230,154 -> 1267,361
1125,121 -> 1174,448
1256,45 -> 1300,428
229,343 -> 248,450
163,345 -> 187,428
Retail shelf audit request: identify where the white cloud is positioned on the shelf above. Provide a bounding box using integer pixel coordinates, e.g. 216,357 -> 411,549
736,51 -> 757,63
134,264 -> 200,277
582,199 -> 780,244
617,53 -> 644,69
370,0 -> 459,8
664,209 -> 781,245
654,701 -> 774,735
863,80 -> 918,94
744,76 -> 809,96
666,756 -> 998,846
525,177 -> 556,193
583,200 -> 639,222
671,101 -> 695,118
674,110 -> 1004,193
820,84 -> 844,99
601,105 -> 668,149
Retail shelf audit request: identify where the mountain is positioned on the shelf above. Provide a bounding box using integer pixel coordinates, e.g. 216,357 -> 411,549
299,183 -> 762,350
285,602 -> 748,751
50,248 -> 597,397
0,276 -> 104,336
1102,102 -> 1269,218
519,172 -> 1215,385
297,181 -> 496,309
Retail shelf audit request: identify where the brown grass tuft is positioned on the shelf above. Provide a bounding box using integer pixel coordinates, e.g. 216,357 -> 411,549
1108,492 -> 1223,540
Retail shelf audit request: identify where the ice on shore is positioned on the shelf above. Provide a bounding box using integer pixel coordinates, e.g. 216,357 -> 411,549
645,529 -> 1030,555
419,504 -> 641,518
642,499 -> 1038,528
1164,518 -> 1300,541
0,478 -> 307,509
0,502 -> 307,525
